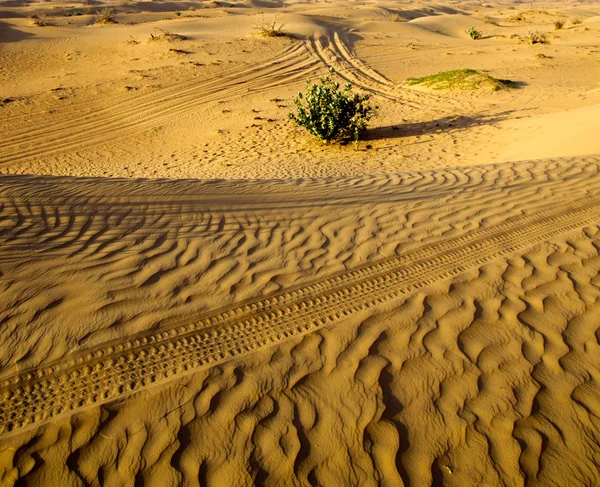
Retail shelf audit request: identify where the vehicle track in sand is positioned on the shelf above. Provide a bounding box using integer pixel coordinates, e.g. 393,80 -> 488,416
2,189 -> 600,438
1,28 -> 468,172
303,30 -> 463,111
0,41 -> 319,169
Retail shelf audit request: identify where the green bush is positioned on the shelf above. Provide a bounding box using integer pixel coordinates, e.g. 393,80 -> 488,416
466,26 -> 482,40
289,68 -> 373,143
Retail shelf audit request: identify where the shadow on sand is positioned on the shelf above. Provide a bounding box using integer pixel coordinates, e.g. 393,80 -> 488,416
0,20 -> 34,43
365,110 -> 529,141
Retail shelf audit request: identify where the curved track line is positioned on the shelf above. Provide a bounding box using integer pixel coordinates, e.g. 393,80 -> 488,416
303,31 -> 458,110
1,42 -> 305,143
1,192 -> 600,438
0,42 -> 319,168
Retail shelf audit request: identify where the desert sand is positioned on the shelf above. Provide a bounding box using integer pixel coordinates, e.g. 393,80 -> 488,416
1,0 -> 600,485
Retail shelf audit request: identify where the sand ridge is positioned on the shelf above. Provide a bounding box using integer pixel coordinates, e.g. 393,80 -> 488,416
2,156 -> 600,485
3,173 -> 600,438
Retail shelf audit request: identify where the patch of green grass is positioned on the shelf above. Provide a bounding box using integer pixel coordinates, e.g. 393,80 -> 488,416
405,69 -> 516,91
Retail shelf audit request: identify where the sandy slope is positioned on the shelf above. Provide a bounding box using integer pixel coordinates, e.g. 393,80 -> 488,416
2,0 -> 600,485
2,156 -> 600,486
2,0 -> 600,178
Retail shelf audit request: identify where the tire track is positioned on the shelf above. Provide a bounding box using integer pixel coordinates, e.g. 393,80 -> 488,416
303,31 -> 458,109
0,42 -> 319,169
1,157 -> 596,265
2,192 -> 600,438
2,42 -> 305,142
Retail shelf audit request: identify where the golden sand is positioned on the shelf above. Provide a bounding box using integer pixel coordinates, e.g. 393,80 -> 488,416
1,1 -> 600,485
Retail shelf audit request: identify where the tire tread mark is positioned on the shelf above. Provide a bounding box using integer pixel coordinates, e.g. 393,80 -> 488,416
1,194 -> 599,437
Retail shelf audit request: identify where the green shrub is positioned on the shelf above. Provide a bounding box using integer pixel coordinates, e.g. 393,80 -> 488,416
289,68 -> 373,143
174,10 -> 181,16
466,26 -> 483,40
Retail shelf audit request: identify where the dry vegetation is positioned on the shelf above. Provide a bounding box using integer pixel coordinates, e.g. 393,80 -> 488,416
149,29 -> 187,41
525,30 -> 549,44
30,14 -> 51,26
95,8 -> 117,24
254,12 -> 288,37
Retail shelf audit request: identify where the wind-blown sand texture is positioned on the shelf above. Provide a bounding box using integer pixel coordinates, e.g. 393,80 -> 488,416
2,0 -> 600,486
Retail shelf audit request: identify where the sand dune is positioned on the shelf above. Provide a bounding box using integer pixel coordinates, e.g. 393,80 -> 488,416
2,1 -> 600,178
2,156 -> 600,485
2,0 -> 600,485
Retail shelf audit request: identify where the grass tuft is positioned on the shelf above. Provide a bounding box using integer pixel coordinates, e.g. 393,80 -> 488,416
254,12 -> 288,37
31,16 -> 51,26
149,29 -> 187,42
388,13 -> 405,22
405,69 -> 516,91
95,8 -> 117,24
525,30 -> 549,44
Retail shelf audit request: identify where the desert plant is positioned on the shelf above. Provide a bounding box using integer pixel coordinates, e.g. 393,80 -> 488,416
174,10 -> 181,16
525,30 -> 548,44
149,29 -> 187,41
466,26 -> 483,40
554,18 -> 565,30
572,17 -> 583,25
289,68 -> 374,143
31,15 -> 50,26
405,69 -> 515,91
254,12 -> 287,37
95,8 -> 117,24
